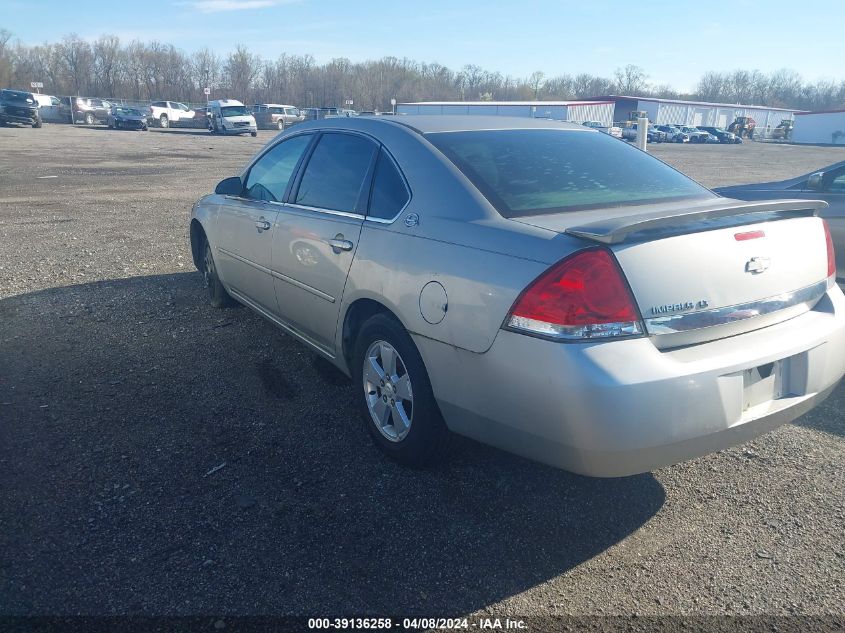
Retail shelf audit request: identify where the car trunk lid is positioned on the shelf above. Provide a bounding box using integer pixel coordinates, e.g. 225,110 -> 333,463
513,198 -> 832,348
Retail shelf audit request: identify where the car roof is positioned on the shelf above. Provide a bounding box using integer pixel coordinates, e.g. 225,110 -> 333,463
305,115 -> 590,136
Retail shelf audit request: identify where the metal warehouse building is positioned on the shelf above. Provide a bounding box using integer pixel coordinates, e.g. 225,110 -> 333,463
594,95 -> 801,130
396,101 -> 615,126
792,109 -> 845,145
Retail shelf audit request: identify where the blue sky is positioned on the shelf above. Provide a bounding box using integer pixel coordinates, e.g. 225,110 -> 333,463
3,0 -> 844,92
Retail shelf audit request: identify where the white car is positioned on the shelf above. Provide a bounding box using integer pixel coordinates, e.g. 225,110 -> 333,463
149,100 -> 195,128
582,120 -> 623,138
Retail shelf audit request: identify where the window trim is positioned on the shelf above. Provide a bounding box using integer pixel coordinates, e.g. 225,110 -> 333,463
364,146 -> 412,225
288,130 -> 380,217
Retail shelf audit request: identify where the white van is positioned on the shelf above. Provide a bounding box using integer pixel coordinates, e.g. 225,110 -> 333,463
208,99 -> 257,136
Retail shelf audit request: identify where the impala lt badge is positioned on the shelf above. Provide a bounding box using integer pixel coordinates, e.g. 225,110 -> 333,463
651,299 -> 709,315
746,256 -> 771,274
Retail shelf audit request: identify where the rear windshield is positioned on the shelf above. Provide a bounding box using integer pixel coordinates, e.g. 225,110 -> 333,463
427,129 -> 712,217
221,105 -> 249,117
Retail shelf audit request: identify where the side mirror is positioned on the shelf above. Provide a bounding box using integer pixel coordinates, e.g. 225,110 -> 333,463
807,172 -> 824,191
215,176 -> 243,196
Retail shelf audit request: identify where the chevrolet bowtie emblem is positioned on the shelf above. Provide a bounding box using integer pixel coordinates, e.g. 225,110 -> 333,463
746,256 -> 771,274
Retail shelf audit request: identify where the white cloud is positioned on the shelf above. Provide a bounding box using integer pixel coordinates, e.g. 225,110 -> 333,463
187,0 -> 296,13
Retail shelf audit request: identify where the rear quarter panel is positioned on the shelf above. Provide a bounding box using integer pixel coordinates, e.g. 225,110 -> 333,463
341,225 -> 549,354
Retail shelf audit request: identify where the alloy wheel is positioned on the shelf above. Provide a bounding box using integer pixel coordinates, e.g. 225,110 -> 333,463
203,243 -> 215,290
363,340 -> 414,442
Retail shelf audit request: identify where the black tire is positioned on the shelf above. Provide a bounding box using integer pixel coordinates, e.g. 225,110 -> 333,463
352,313 -> 449,466
277,119 -> 285,130
85,112 -> 94,125
33,116 -> 42,128
159,114 -> 169,128
201,240 -> 236,308
250,131 -> 257,137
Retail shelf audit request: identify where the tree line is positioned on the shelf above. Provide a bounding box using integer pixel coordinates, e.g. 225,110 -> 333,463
1,30 -> 844,112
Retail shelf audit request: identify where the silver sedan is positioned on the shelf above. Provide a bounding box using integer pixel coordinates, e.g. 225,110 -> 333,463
189,116 -> 845,476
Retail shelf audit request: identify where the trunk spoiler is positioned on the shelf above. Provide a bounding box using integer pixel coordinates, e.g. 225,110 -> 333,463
565,199 -> 827,245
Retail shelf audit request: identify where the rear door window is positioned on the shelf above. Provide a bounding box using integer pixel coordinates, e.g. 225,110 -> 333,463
244,134 -> 313,203
294,133 -> 378,213
368,150 -> 410,220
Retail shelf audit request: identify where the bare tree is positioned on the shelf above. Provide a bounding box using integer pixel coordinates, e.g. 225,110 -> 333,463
93,35 -> 121,96
614,64 -> 647,95
224,45 -> 261,101
528,70 -> 545,99
55,34 -> 93,95
0,29 -> 13,88
2,31 -> 843,112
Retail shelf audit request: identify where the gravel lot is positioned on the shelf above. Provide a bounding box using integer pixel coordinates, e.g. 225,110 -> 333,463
2,124 -> 845,622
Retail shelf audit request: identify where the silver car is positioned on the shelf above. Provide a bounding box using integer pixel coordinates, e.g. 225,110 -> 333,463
189,116 -> 845,477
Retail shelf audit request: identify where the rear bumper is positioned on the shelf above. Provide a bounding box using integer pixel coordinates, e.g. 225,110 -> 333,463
418,285 -> 845,477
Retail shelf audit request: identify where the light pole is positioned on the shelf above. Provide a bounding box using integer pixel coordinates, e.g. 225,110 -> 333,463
204,68 -> 210,105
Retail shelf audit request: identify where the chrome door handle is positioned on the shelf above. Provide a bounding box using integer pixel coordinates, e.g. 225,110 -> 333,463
328,238 -> 354,252
254,217 -> 272,232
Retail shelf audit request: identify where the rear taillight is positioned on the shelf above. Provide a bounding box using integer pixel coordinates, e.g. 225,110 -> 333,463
823,219 -> 836,279
506,248 -> 644,341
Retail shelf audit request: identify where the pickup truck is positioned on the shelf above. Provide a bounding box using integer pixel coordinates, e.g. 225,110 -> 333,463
149,101 -> 195,128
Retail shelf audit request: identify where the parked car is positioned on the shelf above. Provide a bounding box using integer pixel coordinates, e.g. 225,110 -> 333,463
252,103 -> 304,130
189,116 -> 845,477
302,107 -> 339,120
698,126 -> 741,144
107,106 -> 149,131
149,100 -> 195,128
582,120 -> 623,138
31,94 -> 65,122
675,125 -> 709,143
698,129 -> 721,143
715,160 -> 845,281
73,97 -> 112,125
655,125 -> 689,143
55,96 -> 74,123
0,89 -> 42,127
621,123 -> 664,143
207,99 -> 257,136
192,107 -> 210,128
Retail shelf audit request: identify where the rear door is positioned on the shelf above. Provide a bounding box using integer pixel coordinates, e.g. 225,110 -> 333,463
271,131 -> 378,353
215,133 -> 314,315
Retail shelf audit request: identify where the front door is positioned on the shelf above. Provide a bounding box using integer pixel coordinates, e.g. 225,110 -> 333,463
271,132 -> 378,353
215,133 -> 314,315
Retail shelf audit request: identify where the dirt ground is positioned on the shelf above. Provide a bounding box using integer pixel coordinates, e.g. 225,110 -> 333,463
1,123 -> 844,623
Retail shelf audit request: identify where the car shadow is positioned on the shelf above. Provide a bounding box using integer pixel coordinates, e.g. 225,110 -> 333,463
792,385 -> 845,438
81,126 -> 214,135
0,273 -> 665,616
